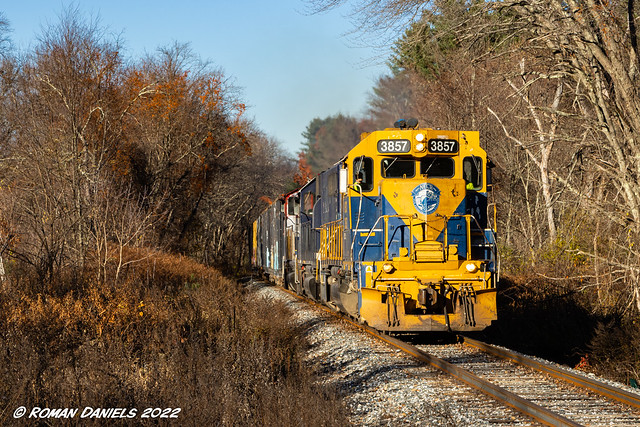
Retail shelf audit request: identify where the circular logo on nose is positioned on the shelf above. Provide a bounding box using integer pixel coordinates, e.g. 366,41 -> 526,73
412,183 -> 440,215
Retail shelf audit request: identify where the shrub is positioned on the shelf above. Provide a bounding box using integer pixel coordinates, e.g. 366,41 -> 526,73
588,319 -> 640,386
0,248 -> 347,425
482,274 -> 596,366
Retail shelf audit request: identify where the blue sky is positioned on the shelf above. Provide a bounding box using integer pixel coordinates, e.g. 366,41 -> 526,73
2,1 -> 390,155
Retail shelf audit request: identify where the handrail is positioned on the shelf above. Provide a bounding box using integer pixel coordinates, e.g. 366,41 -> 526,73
409,214 -> 473,260
358,213 -> 456,261
357,215 -> 385,261
355,213 -> 498,263
319,219 -> 343,262
439,214 -> 498,262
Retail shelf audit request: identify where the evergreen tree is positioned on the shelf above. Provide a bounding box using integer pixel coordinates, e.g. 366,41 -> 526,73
299,114 -> 371,174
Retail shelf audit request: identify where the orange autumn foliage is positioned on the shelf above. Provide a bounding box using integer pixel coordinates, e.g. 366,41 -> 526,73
294,152 -> 314,186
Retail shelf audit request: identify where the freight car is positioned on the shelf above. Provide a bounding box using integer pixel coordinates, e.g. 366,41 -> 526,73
253,120 -> 498,332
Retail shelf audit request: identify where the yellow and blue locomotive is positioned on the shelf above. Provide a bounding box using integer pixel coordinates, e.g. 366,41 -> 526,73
253,120 -> 498,332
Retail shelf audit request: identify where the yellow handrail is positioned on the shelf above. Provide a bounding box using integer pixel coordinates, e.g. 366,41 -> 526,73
320,220 -> 343,262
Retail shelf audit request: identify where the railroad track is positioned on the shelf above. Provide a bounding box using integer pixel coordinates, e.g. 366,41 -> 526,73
267,282 -> 640,426
409,336 -> 640,426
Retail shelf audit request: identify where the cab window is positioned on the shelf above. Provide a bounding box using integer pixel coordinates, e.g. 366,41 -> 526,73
353,156 -> 373,192
381,158 -> 415,178
287,196 -> 299,216
463,157 -> 483,190
420,157 -> 454,177
303,192 -> 314,215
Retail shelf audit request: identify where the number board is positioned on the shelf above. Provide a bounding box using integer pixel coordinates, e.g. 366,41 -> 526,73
377,139 -> 411,154
428,139 -> 459,154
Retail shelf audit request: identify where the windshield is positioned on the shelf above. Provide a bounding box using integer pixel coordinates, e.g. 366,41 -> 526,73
382,158 -> 415,178
420,157 -> 454,177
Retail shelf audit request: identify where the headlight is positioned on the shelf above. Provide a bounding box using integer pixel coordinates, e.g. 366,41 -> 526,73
415,133 -> 425,141
465,263 -> 478,273
415,142 -> 426,152
382,263 -> 395,273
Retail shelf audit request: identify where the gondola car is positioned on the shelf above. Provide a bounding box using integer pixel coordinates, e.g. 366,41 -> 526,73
253,120 -> 499,332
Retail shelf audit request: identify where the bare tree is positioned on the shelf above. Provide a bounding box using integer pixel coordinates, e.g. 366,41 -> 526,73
496,1 -> 640,228
195,129 -> 296,268
0,9 -> 133,282
0,13 -> 12,59
488,58 -> 568,242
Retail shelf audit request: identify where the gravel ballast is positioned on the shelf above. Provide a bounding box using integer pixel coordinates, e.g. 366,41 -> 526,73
252,281 -> 535,426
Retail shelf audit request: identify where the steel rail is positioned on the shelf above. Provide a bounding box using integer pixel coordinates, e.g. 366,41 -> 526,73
462,336 -> 640,410
359,327 -> 581,427
271,283 -> 581,426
